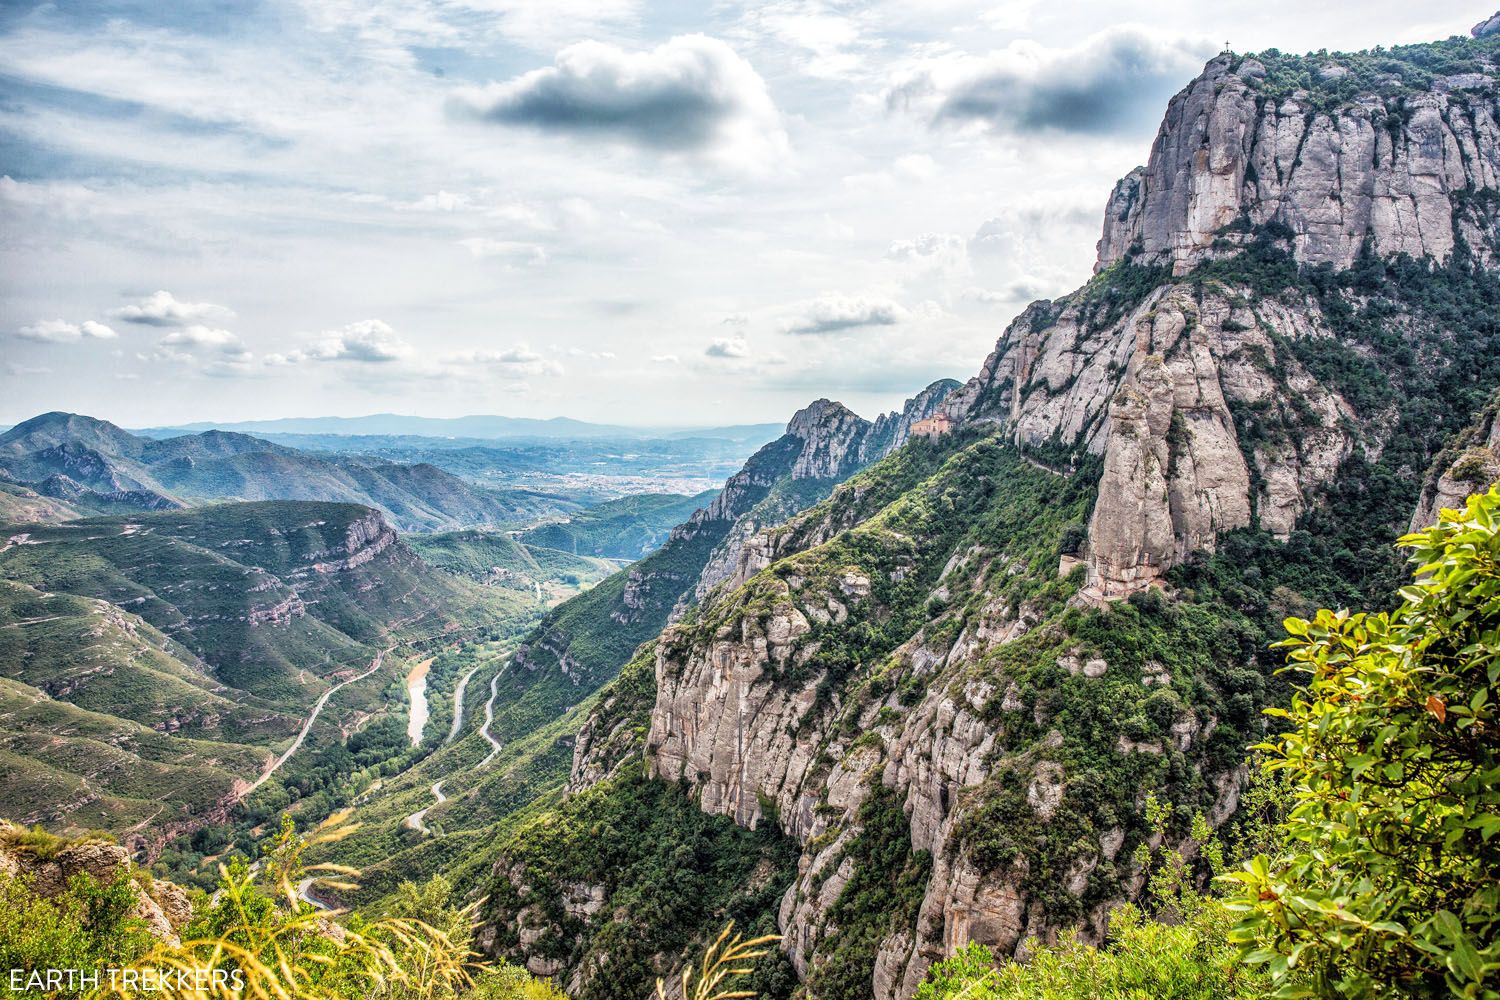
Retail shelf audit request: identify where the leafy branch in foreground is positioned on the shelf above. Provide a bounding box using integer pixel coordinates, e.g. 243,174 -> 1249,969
1226,486 -> 1500,998
100,812 -> 541,1000
656,923 -> 779,1000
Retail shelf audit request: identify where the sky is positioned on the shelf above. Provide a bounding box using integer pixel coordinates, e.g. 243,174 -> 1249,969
0,0 -> 1488,428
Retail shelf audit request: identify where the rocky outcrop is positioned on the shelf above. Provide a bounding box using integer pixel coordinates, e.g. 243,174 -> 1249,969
309,511 -> 398,573
633,529 -> 1225,997
933,40 -> 1500,597
940,272 -> 1360,598
246,592 -> 308,626
784,400 -> 878,480
1412,395 -> 1500,529
34,474 -> 182,512
0,830 -> 192,945
1095,53 -> 1500,275
691,381 -> 956,606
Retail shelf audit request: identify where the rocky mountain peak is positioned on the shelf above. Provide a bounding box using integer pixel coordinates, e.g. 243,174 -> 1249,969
1476,10 -> 1500,37
782,398 -> 869,480
1095,42 -> 1500,275
0,411 -> 145,459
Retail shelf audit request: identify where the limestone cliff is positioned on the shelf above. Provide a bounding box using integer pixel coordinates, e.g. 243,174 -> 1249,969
624,437 -> 1244,997
691,381 -> 957,607
500,385 -> 955,748
1095,51 -> 1500,275
940,34 -> 1500,599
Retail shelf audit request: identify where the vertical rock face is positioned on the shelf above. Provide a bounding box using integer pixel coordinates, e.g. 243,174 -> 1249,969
939,40 -> 1500,598
940,272 -> 1358,598
308,510 -> 399,572
783,399 -> 877,480
1095,53 -> 1500,276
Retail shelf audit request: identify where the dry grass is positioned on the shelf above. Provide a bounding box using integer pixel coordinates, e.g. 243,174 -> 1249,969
655,923 -> 780,1000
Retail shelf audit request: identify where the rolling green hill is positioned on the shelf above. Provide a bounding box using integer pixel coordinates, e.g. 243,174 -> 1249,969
0,502 -> 531,701
407,530 -> 616,598
0,479 -> 79,524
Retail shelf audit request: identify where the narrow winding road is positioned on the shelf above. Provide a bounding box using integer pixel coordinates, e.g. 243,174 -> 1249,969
297,877 -> 334,911
401,781 -> 447,834
477,662 -> 507,768
446,662 -> 485,743
244,646 -> 393,796
399,655 -> 508,835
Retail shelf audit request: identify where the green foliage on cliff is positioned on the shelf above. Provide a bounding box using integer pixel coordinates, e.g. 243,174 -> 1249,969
952,587 -> 1282,930
803,784 -> 931,1000
1241,31 -> 1500,105
0,866 -> 152,997
915,902 -> 1263,1000
1227,487 -> 1500,998
480,761 -> 796,1000
1190,234 -> 1500,610
686,430 -> 1096,699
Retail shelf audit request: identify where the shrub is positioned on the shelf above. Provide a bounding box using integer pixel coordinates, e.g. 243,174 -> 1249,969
914,901 -> 1267,1000
1226,487 -> 1500,997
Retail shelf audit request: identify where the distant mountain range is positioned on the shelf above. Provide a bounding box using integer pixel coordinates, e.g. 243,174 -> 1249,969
0,411 -> 583,532
129,413 -> 785,443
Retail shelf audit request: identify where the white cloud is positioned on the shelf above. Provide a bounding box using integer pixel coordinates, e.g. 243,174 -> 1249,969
443,345 -> 565,377
449,35 -> 788,168
112,290 -> 235,327
651,354 -> 681,364
458,238 -> 548,264
783,295 -> 907,335
737,3 -> 872,80
15,319 -> 118,343
885,26 -> 1216,135
298,320 -> 415,363
893,153 -> 936,180
158,325 -> 240,350
886,232 -> 969,275
705,336 -> 750,358
296,0 -> 642,54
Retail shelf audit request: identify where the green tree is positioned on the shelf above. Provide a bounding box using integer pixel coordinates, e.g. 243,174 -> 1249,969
0,869 -> 153,998
1227,487 -> 1500,997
